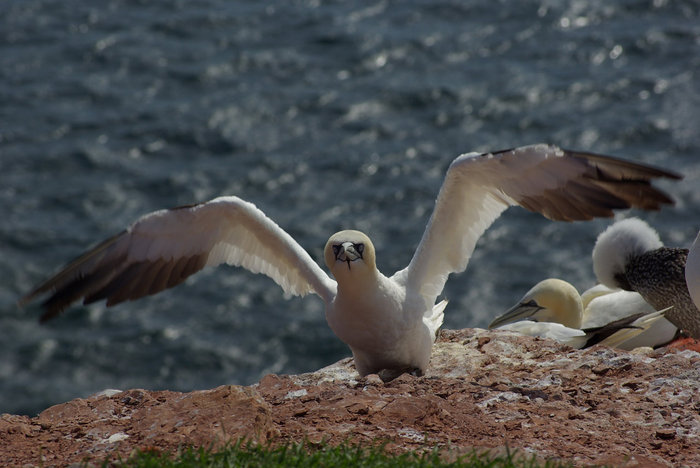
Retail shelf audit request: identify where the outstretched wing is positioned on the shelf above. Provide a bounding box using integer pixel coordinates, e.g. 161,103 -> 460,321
400,144 -> 681,304
20,196 -> 337,322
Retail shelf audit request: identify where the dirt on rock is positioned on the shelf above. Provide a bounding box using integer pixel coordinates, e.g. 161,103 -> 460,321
1,328 -> 699,467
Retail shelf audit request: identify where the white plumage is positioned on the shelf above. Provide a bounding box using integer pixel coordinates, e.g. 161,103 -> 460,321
580,284 -> 677,349
489,278 -> 675,350
20,144 -> 679,379
496,321 -> 589,349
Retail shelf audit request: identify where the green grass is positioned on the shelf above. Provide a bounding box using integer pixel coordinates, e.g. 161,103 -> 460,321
97,440 -> 577,468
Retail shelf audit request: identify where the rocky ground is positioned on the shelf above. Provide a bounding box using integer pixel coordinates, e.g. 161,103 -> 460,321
1,328 -> 699,467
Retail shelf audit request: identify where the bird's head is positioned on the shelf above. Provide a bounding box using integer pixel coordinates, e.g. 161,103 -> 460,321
489,278 -> 583,329
592,217 -> 663,290
324,230 -> 376,278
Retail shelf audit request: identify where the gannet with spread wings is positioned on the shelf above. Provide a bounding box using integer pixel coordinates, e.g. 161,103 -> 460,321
20,144 -> 680,380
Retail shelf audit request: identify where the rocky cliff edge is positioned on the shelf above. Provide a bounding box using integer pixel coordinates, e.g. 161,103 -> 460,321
1,328 -> 699,467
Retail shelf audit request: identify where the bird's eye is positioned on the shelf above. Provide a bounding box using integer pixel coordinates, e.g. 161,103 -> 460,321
355,243 -> 364,255
332,245 -> 342,257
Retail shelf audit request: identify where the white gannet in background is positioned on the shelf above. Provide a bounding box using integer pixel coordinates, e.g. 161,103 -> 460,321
19,144 -> 681,380
488,278 -> 671,349
579,283 -> 678,349
494,315 -> 667,350
592,217 -> 700,338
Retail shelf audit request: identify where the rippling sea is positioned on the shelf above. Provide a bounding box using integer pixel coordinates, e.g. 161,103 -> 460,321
1,0 -> 698,416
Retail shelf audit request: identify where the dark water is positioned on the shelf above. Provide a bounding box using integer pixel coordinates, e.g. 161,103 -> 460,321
1,0 -> 699,416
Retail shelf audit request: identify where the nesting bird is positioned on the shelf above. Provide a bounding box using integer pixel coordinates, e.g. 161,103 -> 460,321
592,218 -> 700,338
488,278 -> 673,349
20,144 -> 680,379
578,283 -> 677,349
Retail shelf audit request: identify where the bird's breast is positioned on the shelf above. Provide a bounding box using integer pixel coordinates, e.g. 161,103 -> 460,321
325,278 -> 416,352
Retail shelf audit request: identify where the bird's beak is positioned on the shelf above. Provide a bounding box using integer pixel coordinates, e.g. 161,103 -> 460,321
488,300 -> 544,329
334,242 -> 362,270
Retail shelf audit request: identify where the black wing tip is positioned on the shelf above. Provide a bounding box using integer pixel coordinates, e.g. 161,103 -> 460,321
559,146 -> 683,180
582,157 -> 681,181
38,309 -> 59,324
16,289 -> 56,323
27,253 -> 209,323
17,294 -> 34,310
37,291 -> 75,323
487,143 -> 683,181
20,274 -> 92,324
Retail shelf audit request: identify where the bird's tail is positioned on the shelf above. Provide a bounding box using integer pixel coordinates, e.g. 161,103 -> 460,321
425,299 -> 448,341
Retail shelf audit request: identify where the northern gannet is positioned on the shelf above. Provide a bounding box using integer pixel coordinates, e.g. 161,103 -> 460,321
488,278 -> 671,349
19,144 -> 680,379
592,217 -> 700,338
579,283 -> 677,349
494,315 -> 667,349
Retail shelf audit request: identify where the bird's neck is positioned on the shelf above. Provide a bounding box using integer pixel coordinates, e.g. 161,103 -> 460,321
334,266 -> 382,296
538,300 -> 583,329
557,306 -> 583,329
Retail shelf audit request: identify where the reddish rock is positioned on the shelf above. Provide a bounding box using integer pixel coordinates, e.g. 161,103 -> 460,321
0,385 -> 275,466
1,328 -> 699,467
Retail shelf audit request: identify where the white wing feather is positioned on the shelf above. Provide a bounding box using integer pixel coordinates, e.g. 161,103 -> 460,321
21,196 -> 336,320
581,288 -> 655,328
399,144 -> 677,306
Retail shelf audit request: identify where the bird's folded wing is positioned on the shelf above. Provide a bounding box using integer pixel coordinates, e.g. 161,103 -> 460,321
581,289 -> 654,328
402,144 -> 681,303
20,196 -> 337,321
587,308 -> 670,348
